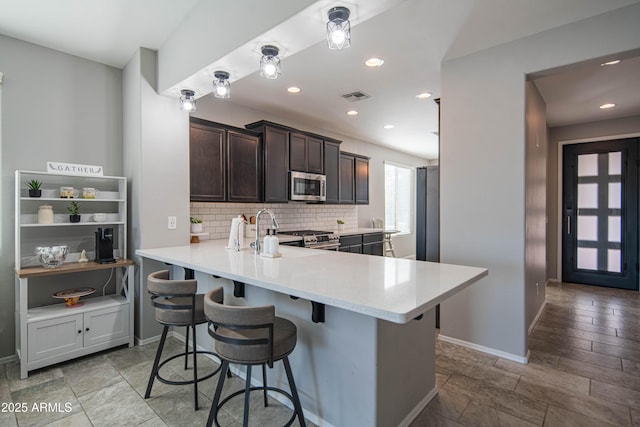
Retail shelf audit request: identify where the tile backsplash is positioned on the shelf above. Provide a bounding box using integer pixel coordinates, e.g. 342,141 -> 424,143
190,202 -> 357,240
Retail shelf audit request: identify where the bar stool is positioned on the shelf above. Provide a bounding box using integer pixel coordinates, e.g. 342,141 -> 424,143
204,289 -> 306,427
371,218 -> 396,257
145,270 -> 222,410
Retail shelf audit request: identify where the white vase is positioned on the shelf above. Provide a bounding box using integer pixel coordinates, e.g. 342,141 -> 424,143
191,223 -> 203,233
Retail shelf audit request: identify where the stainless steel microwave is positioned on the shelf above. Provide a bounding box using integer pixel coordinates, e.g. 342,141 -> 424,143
290,171 -> 326,201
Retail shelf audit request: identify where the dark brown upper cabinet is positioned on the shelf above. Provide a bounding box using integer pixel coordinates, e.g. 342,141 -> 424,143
339,151 -> 370,205
190,118 -> 261,203
355,156 -> 369,204
339,153 -> 355,204
324,141 -> 340,204
190,122 -> 226,202
244,121 -> 290,203
290,132 -> 324,174
227,130 -> 262,202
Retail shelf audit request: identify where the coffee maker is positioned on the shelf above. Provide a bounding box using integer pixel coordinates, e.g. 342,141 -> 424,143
95,227 -> 116,264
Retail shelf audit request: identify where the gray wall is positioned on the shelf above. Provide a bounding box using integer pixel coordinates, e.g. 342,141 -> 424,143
0,34 -> 122,359
439,4 -> 640,360
547,115 -> 640,281
123,48 -> 191,341
525,81 -> 548,331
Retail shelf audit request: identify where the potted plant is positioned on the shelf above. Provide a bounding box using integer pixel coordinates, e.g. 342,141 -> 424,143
67,201 -> 81,223
190,216 -> 203,233
337,219 -> 345,231
26,179 -> 42,197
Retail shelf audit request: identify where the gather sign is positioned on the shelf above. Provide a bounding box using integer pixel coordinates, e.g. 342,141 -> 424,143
46,162 -> 104,177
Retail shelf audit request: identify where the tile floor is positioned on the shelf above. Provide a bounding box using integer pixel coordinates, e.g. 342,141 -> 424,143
1,281 -> 638,426
412,281 -> 640,426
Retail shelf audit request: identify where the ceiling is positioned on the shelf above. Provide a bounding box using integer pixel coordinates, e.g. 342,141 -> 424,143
1,0 -> 639,159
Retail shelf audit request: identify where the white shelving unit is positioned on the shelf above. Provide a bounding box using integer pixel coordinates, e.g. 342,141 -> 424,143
14,170 -> 134,379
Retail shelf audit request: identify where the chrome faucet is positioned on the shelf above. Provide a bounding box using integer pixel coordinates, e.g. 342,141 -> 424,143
253,209 -> 279,254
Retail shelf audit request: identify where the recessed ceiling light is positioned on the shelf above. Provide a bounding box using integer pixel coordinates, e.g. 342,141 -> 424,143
600,103 -> 616,109
416,92 -> 432,99
365,57 -> 384,67
287,86 -> 301,93
384,124 -> 395,129
346,110 -> 358,116
601,60 -> 621,66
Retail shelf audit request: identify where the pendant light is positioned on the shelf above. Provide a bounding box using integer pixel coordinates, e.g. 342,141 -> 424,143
327,6 -> 351,50
260,45 -> 281,79
179,89 -> 196,112
213,71 -> 230,98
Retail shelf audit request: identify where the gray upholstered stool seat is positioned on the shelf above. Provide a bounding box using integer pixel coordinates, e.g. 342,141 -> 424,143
204,289 -> 306,427
145,270 -> 222,411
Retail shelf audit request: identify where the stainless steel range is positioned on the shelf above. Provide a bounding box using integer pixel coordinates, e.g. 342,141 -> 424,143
279,230 -> 340,250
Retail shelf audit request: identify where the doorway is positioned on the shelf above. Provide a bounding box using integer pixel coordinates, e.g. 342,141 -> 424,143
562,138 -> 639,290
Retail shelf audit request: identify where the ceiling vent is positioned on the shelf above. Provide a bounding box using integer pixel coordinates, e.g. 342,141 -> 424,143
341,90 -> 371,102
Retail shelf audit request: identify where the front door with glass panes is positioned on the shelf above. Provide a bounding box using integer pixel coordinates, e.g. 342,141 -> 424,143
562,138 -> 639,290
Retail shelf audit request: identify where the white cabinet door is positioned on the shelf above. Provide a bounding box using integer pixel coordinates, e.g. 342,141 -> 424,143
83,304 -> 129,347
27,314 -> 83,362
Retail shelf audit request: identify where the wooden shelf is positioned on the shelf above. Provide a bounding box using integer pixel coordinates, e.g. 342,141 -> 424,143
20,221 -> 124,228
15,258 -> 134,278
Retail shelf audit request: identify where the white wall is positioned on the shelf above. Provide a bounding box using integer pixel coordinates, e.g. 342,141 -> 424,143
439,3 -> 640,360
0,34 -> 122,359
547,115 -> 640,281
192,98 -> 428,258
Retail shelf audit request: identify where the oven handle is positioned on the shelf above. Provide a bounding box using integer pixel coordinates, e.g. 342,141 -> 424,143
307,243 -> 340,250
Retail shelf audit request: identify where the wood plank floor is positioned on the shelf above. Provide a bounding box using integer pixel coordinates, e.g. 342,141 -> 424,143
412,281 -> 640,426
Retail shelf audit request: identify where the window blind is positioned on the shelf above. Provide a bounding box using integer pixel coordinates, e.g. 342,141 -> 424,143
384,162 -> 413,233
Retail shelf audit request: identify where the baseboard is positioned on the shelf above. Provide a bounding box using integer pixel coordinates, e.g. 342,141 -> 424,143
438,334 -> 528,364
135,330 -> 182,346
546,278 -> 559,285
402,254 -> 417,260
397,386 -> 438,427
0,354 -> 17,365
528,300 -> 547,336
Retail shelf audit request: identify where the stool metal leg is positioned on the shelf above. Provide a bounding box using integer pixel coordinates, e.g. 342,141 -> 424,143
184,326 -> 189,369
262,364 -> 268,407
192,324 -> 199,410
283,356 -> 306,427
145,325 -> 169,399
207,360 -> 229,427
243,365 -> 252,427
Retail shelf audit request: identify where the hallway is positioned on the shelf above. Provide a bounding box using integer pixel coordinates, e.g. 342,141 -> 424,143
413,281 -> 640,426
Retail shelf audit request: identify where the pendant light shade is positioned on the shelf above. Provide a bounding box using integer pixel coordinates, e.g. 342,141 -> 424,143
179,89 -> 196,112
260,45 -> 281,79
327,6 -> 351,50
213,71 -> 230,98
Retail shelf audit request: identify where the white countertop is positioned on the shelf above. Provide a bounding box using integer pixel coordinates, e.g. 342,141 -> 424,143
137,239 -> 487,324
335,227 -> 383,236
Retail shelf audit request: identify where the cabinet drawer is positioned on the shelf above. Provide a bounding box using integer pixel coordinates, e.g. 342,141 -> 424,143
28,314 -> 83,362
363,232 -> 383,244
339,234 -> 362,246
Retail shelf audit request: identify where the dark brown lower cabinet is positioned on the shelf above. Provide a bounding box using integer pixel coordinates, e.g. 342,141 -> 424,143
339,233 -> 383,256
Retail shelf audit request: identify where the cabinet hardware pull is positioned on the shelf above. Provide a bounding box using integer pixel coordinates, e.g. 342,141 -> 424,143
567,216 -> 571,234
77,330 -> 82,334
85,328 -> 90,332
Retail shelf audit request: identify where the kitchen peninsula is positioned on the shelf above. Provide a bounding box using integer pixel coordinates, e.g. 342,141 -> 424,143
137,240 -> 487,427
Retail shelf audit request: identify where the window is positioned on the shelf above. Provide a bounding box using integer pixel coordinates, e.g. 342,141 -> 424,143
384,162 -> 413,234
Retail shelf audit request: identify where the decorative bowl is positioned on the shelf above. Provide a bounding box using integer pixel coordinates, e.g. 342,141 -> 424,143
93,213 -> 107,222
34,246 -> 68,268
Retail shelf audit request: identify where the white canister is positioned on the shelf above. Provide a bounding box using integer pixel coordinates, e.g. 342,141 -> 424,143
38,205 -> 54,224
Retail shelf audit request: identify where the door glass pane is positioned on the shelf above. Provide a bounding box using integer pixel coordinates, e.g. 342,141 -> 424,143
608,249 -> 621,273
608,183 -> 621,208
577,247 -> 597,270
609,151 -> 622,175
608,216 -> 621,242
577,216 -> 598,241
578,184 -> 598,208
578,154 -> 598,176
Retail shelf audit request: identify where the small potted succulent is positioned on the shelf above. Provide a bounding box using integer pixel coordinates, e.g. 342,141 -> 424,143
26,179 -> 42,197
190,216 -> 203,233
337,219 -> 345,231
67,201 -> 81,223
